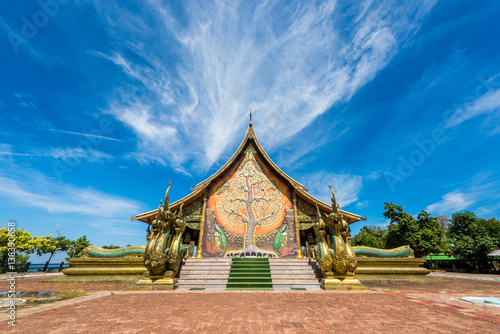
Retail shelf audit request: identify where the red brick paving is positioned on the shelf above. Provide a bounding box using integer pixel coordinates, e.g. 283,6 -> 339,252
2,273 -> 500,333
0,275 -> 130,292
3,291 -> 500,333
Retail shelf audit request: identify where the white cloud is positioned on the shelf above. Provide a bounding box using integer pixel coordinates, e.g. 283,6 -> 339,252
426,172 -> 500,215
0,145 -> 113,163
45,148 -> 113,163
14,92 -> 37,108
0,171 -> 140,218
366,170 -> 383,181
48,128 -> 122,142
445,88 -> 500,128
425,191 -> 475,214
302,171 -> 363,207
356,200 -> 371,209
88,0 -> 435,169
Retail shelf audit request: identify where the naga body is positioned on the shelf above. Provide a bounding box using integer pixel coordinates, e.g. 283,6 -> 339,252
310,184 -> 357,275
143,182 -> 193,276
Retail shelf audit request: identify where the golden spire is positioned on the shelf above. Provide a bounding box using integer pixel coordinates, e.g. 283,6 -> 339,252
249,107 -> 252,127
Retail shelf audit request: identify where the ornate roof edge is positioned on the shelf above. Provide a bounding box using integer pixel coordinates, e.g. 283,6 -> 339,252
131,123 -> 366,224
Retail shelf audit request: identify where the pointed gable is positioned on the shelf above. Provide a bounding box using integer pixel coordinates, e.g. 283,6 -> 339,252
131,123 -> 365,224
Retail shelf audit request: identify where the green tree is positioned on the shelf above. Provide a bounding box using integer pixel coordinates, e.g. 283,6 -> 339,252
351,225 -> 387,248
383,202 -> 447,258
436,215 -> 450,231
448,212 -> 500,272
66,236 -> 91,260
35,231 -> 73,265
0,227 -> 53,269
102,244 -> 120,249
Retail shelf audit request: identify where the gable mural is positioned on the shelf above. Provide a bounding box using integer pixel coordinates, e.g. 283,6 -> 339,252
202,146 -> 297,258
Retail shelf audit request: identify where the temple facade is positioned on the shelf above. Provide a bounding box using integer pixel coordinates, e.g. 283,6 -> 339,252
63,120 -> 429,289
131,122 -> 365,260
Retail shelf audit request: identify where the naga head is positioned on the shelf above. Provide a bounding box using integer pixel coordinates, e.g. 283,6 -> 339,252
327,183 -> 344,223
315,203 -> 325,230
163,181 -> 172,212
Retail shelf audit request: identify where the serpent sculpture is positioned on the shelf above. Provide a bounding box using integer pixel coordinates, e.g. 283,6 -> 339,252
82,245 -> 145,258
352,245 -> 414,258
310,183 -> 357,275
143,182 -> 194,276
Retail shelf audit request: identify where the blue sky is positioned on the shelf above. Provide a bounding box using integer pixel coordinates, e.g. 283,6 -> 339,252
1,1 -> 499,262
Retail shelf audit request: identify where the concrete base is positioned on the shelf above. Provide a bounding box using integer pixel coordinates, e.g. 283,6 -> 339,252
321,274 -> 369,290
355,257 -> 430,276
63,257 -> 146,276
136,271 -> 177,289
48,275 -> 141,283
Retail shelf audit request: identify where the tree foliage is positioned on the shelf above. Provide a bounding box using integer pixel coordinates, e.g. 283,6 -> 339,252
448,212 -> 500,272
383,202 -> 447,258
66,236 -> 91,260
35,231 -> 73,264
0,227 -> 54,268
351,225 -> 387,248
102,244 -> 120,249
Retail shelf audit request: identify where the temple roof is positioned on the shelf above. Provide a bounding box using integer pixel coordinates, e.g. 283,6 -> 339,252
131,122 -> 366,224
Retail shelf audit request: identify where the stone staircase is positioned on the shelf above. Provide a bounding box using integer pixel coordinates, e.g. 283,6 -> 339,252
176,257 -> 322,290
269,258 -> 322,290
176,258 -> 231,290
226,257 -> 273,290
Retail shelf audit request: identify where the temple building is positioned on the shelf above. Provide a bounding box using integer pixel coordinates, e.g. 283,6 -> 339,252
64,118 -> 429,290
131,120 -> 365,260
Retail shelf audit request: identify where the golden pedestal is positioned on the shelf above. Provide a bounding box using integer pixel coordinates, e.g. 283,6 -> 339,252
321,272 -> 369,290
195,249 -> 203,258
136,271 -> 177,289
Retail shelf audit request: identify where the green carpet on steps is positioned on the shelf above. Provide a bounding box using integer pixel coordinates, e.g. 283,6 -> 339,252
226,257 -> 273,290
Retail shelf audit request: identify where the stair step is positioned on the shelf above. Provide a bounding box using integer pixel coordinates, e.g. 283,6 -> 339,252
271,274 -> 318,279
229,268 -> 271,273
179,274 -> 230,279
181,271 -> 231,274
229,272 -> 272,278
226,282 -> 273,288
272,279 -> 322,284
181,264 -> 231,269
269,266 -> 318,270
228,277 -> 272,283
178,279 -> 228,284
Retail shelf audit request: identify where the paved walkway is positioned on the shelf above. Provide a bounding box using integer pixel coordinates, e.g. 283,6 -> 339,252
429,273 -> 500,281
3,290 -> 500,333
2,272 -> 500,333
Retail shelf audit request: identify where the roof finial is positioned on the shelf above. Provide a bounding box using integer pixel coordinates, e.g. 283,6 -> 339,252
249,107 -> 252,126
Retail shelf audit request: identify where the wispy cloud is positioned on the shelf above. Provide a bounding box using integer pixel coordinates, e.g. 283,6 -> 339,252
356,200 -> 371,209
0,169 -> 140,217
14,92 -> 37,108
87,0 -> 435,169
301,171 -> 364,207
44,147 -> 113,162
425,172 -> 500,215
445,87 -> 500,128
47,128 -> 122,141
426,191 -> 475,214
0,144 -> 113,163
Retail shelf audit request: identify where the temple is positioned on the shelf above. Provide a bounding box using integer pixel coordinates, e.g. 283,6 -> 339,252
64,117 -> 430,290
131,120 -> 365,259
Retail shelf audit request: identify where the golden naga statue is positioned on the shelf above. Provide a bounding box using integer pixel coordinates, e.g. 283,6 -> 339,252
311,183 -> 357,275
143,182 -> 193,276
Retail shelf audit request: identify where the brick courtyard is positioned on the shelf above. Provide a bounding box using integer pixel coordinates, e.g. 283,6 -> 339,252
2,273 -> 500,333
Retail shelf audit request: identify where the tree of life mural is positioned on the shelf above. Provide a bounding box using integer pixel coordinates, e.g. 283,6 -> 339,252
214,148 -> 288,257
